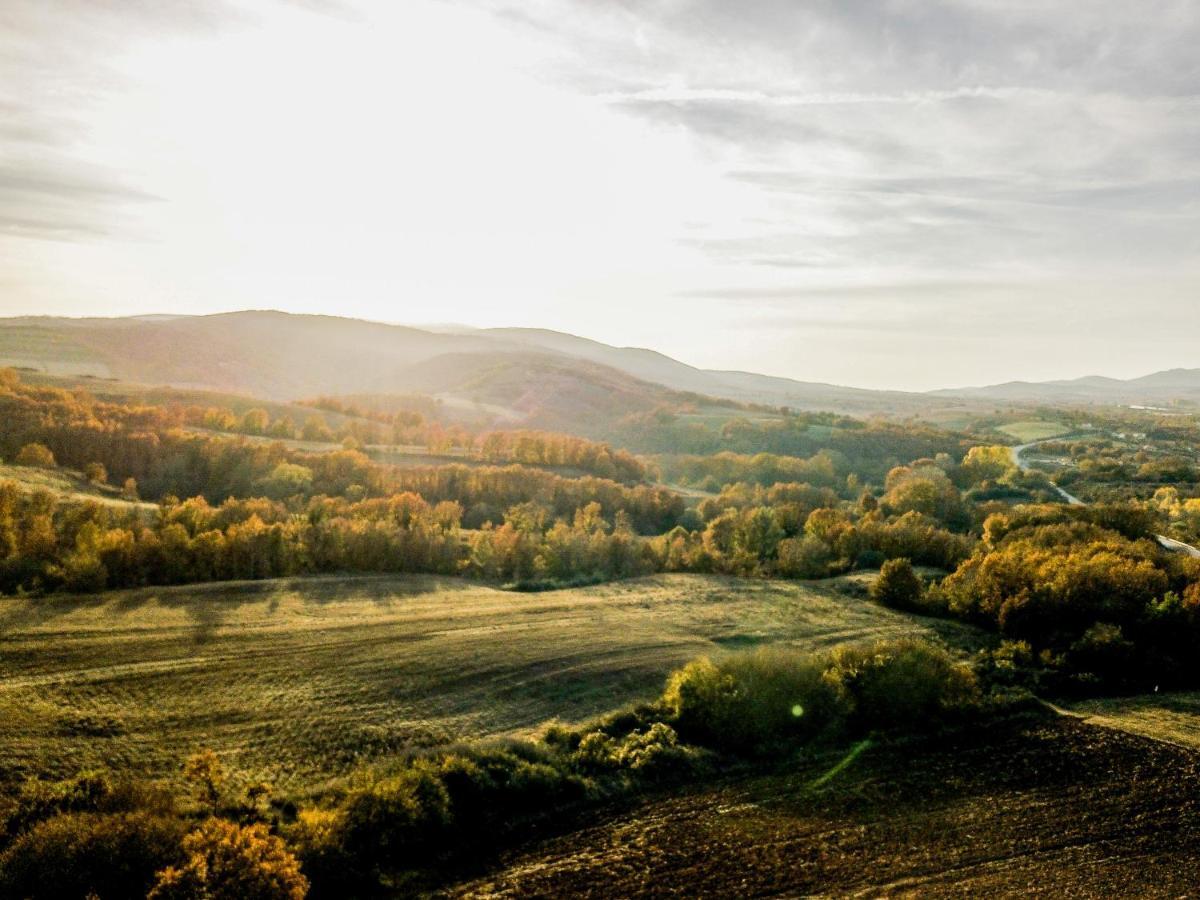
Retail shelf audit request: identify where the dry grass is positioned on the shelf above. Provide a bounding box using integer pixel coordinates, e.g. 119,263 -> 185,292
1064,692 -> 1200,751
0,463 -> 153,513
0,573 -> 979,793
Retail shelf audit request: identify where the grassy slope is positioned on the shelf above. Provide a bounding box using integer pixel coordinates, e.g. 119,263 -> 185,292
450,716 -> 1200,898
1064,693 -> 1200,750
0,573 -> 982,792
0,464 -> 154,513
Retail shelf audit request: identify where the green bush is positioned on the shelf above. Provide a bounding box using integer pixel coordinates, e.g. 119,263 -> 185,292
338,762 -> 451,869
661,641 -> 978,753
2,771 -> 172,842
662,649 -> 845,754
299,743 -> 592,890
870,558 -> 924,610
825,639 -> 978,732
572,722 -> 702,777
0,811 -> 185,899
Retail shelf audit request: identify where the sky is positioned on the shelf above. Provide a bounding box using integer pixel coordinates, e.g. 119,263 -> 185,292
2,0 -> 1199,391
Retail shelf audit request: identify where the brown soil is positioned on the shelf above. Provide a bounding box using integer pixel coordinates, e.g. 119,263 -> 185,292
448,716 -> 1200,898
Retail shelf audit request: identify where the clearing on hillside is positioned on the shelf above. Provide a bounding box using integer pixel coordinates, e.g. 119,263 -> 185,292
0,464 -> 153,513
0,573 -> 983,792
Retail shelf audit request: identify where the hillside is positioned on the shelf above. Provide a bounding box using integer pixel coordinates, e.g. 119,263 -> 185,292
0,312 -> 947,420
0,573 -> 981,792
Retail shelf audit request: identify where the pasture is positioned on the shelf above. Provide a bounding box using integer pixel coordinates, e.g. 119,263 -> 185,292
996,419 -> 1070,442
0,573 -> 979,793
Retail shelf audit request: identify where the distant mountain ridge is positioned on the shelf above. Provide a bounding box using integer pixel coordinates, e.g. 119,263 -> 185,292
935,367 -> 1200,405
0,311 -> 931,419
0,311 -> 1195,420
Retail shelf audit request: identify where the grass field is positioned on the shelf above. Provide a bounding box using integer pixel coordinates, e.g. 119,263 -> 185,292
0,573 -> 982,794
996,419 -> 1070,442
1064,692 -> 1200,751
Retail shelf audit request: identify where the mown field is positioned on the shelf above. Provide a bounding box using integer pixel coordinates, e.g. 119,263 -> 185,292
0,573 -> 982,793
996,419 -> 1069,442
450,716 -> 1200,897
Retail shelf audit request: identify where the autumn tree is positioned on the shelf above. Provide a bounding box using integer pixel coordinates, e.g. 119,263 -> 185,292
15,443 -> 55,468
148,819 -> 308,900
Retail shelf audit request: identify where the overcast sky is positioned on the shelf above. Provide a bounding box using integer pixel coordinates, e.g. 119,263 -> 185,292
2,0 -> 1198,390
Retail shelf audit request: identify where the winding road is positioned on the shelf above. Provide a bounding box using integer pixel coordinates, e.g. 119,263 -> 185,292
1011,439 -> 1200,559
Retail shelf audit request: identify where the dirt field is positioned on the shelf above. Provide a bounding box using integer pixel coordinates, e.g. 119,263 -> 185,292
0,573 -> 980,792
449,715 -> 1200,898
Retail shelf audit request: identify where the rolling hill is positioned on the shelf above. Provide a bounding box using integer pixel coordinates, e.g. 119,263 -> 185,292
2,311 -> 1195,422
0,312 -> 935,420
937,368 -> 1200,406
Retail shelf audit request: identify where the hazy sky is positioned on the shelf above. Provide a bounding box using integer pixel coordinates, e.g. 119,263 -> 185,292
2,0 -> 1199,390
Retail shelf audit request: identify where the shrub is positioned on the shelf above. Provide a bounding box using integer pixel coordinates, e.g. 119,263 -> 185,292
1066,622 -> 1137,687
825,639 -> 978,732
0,811 -> 185,899
299,744 -> 592,891
337,762 -> 452,870
870,558 -> 924,610
662,649 -> 845,754
14,443 -> 55,468
148,818 -> 308,900
776,534 -> 833,579
572,722 -> 701,777
183,749 -> 226,810
1,770 -> 169,840
83,461 -> 107,484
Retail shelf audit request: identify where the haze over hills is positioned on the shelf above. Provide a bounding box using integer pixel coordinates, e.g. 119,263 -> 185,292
0,311 -> 1196,422
935,369 -> 1200,406
0,311 -> 931,420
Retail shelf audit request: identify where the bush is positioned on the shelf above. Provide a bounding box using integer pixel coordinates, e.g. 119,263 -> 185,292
14,443 -> 55,468
870,558 -> 924,610
2,771 -> 170,840
298,744 -> 592,891
148,818 -> 308,900
662,649 -> 845,754
572,722 -> 702,777
0,811 -> 185,899
825,639 -> 978,732
776,534 -> 833,578
84,461 -> 107,484
1066,622 -> 1137,687
337,762 -> 451,870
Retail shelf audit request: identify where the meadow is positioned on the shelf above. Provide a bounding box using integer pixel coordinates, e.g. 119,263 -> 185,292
995,419 -> 1070,442
0,573 -> 981,794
